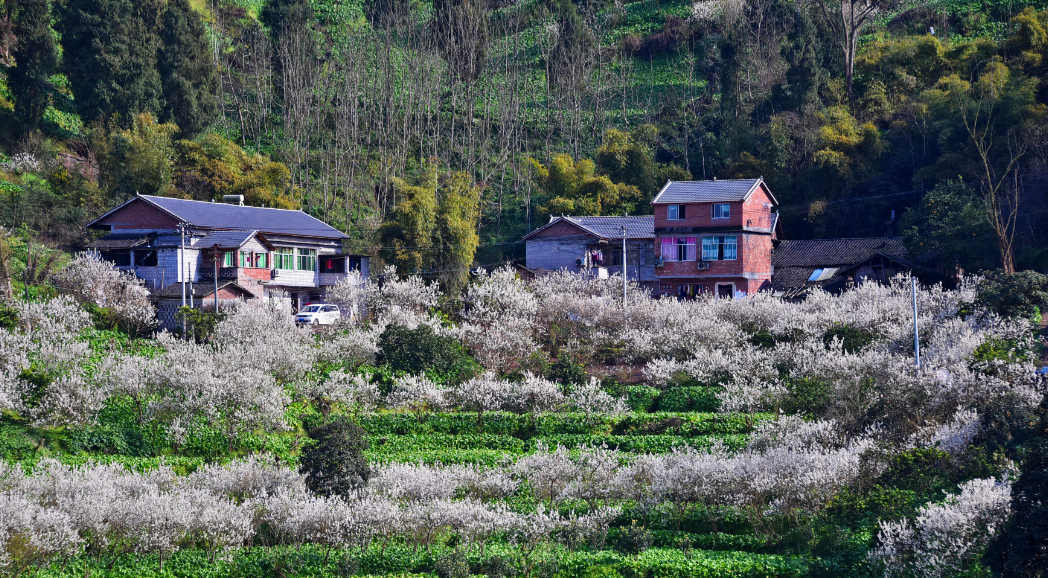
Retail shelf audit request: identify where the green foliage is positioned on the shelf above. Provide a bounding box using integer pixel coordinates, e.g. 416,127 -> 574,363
623,385 -> 660,412
657,386 -> 721,412
0,300 -> 17,329
878,447 -> 956,499
530,152 -> 646,219
902,179 -> 998,273
300,416 -> 371,499
780,377 -> 832,417
974,270 -> 1048,321
8,0 -> 58,131
822,323 -> 876,354
158,0 -> 219,137
377,323 -> 480,385
97,112 -> 179,197
972,337 -> 1031,364
60,0 -> 164,123
984,393 -> 1048,576
548,355 -> 587,388
176,133 -> 300,209
175,306 -> 225,343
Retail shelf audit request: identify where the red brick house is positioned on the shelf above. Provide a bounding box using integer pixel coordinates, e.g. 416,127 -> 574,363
653,178 -> 778,298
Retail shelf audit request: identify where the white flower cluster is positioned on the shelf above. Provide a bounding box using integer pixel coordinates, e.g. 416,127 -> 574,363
0,457 -> 619,567
54,252 -> 157,334
1,152 -> 42,173
872,477 -> 1013,577
457,267 -> 539,370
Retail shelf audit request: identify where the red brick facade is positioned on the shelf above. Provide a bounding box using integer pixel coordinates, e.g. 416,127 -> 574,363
96,199 -> 179,230
654,183 -> 776,298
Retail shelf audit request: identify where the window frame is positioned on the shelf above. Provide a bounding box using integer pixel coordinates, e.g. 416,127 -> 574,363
274,247 -> 295,270
712,203 -> 731,220
701,235 -> 738,261
222,251 -> 235,267
666,204 -> 686,221
296,248 -> 317,272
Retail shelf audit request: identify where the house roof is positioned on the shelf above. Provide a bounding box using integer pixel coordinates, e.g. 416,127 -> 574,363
195,230 -> 265,250
153,280 -> 255,299
772,237 -> 911,293
87,233 -> 154,250
652,178 -> 776,205
523,215 -> 655,240
773,237 -> 908,268
88,195 -> 348,239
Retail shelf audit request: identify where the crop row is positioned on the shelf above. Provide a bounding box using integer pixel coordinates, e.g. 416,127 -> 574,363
28,542 -> 815,578
356,411 -> 772,438
366,433 -> 749,457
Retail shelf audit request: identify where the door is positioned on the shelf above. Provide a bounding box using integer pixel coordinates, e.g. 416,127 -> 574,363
716,283 -> 734,299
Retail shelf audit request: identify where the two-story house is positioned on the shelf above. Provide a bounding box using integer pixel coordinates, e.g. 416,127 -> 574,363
652,179 -> 778,298
86,194 -> 368,322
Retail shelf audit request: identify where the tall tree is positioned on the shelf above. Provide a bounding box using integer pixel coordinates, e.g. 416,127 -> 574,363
379,165 -> 439,275
60,0 -> 163,123
8,0 -> 57,131
432,169 -> 482,295
158,0 -> 219,137
812,0 -> 897,103
432,0 -> 488,83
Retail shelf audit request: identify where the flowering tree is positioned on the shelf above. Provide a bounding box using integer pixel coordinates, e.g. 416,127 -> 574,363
53,252 -> 156,335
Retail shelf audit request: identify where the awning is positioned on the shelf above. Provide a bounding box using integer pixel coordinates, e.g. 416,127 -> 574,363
87,235 -> 152,250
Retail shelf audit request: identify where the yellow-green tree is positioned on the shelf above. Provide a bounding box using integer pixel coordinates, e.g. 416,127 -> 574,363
97,112 -> 179,199
176,133 -> 300,209
378,164 -> 482,293
530,153 -> 644,219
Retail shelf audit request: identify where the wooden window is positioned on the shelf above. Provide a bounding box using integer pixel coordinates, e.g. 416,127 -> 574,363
296,248 -> 316,271
667,204 -> 686,220
274,247 -> 294,270
712,203 -> 731,219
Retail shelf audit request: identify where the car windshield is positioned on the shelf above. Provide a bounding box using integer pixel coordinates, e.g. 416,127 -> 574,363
301,305 -> 322,313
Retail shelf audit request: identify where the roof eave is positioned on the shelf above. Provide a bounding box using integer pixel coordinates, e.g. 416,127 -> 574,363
650,180 -> 673,205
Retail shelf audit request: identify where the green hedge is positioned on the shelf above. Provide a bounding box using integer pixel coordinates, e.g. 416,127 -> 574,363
535,433 -> 748,453
656,386 -> 722,412
30,543 -> 814,578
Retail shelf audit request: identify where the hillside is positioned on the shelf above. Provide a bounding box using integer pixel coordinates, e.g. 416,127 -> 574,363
3,0 -> 1048,281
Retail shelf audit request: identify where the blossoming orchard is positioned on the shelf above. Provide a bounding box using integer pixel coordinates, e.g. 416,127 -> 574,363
0,255 -> 1044,576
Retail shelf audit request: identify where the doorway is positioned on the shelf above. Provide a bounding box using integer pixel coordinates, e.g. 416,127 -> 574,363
716,282 -> 734,299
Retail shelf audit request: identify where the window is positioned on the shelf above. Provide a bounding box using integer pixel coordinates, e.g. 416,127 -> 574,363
701,235 -> 737,261
134,250 -> 157,266
712,203 -> 731,219
274,247 -> 295,270
320,255 -> 346,274
661,237 -> 696,261
297,248 -> 316,271
100,250 -> 131,267
222,251 -> 235,267
666,204 -> 686,220
240,251 -> 269,268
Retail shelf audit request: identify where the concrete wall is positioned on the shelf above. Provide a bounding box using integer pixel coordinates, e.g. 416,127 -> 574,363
526,236 -> 655,283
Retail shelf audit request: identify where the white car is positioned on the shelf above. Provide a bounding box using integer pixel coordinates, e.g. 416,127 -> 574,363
295,304 -> 341,325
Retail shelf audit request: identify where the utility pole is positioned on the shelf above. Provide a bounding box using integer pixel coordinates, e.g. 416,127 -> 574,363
621,225 -> 627,308
179,223 -> 187,309
213,250 -> 220,313
912,275 -> 921,369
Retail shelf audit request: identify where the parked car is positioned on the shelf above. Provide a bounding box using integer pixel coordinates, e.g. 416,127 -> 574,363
295,304 -> 341,325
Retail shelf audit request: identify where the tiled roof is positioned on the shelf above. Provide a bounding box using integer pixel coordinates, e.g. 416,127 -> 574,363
652,179 -> 771,204
153,281 -> 253,299
141,195 -> 348,239
88,233 -> 153,250
195,230 -> 258,249
773,237 -> 908,268
565,216 -> 654,239
524,215 -> 654,240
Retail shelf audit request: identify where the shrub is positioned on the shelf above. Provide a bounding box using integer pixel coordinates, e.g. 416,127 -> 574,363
52,252 -> 156,336
299,416 -> 370,499
780,377 -> 832,417
175,306 -> 224,343
657,387 -> 720,412
0,303 -> 17,330
377,324 -> 479,385
624,385 -> 660,412
549,356 -> 587,388
822,323 -> 875,354
975,270 -> 1048,321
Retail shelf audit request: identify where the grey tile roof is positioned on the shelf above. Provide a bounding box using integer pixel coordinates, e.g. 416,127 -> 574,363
773,237 -> 908,268
524,215 -> 654,240
88,233 -> 153,249
195,230 -> 257,249
565,216 -> 654,239
153,281 -> 253,299
141,195 -> 348,239
652,179 -> 767,204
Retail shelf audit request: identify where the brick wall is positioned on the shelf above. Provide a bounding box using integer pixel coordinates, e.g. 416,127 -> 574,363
98,199 -> 179,230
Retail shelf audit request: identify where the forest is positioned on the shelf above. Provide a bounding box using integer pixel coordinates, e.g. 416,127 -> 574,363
2,1 -> 1048,577
2,0 -> 1048,285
